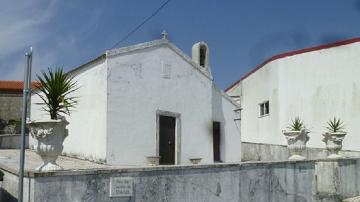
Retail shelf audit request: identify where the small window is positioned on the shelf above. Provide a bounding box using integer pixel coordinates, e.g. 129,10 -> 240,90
259,101 -> 269,117
199,45 -> 207,67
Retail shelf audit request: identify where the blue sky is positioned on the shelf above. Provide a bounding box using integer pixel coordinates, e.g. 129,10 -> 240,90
1,0 -> 360,89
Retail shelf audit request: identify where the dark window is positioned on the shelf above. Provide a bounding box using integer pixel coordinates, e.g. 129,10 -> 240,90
264,101 -> 269,114
199,46 -> 206,67
260,104 -> 264,116
259,101 -> 269,116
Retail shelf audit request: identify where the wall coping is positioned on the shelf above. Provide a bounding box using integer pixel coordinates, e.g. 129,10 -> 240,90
1,157 -> 358,178
242,141 -> 360,152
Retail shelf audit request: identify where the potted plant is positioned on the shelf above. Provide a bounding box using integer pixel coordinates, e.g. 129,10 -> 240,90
322,117 -> 347,159
28,67 -> 78,171
282,117 -> 310,160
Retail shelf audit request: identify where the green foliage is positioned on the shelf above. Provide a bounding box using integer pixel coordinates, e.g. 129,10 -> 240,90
326,117 -> 345,133
35,67 -> 78,120
7,119 -> 21,134
287,117 -> 305,131
7,119 -> 20,126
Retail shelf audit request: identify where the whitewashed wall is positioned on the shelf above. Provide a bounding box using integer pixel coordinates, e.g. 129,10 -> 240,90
212,87 -> 241,162
30,41 -> 242,165
228,42 -> 360,151
106,45 -> 215,165
30,59 -> 108,162
233,60 -> 282,145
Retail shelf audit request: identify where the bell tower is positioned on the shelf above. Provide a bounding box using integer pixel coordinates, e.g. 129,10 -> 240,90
192,42 -> 210,71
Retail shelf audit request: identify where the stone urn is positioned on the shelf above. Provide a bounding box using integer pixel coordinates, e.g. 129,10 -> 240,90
322,132 -> 347,159
27,117 -> 68,171
189,158 -> 202,165
146,156 -> 161,166
283,130 -> 310,160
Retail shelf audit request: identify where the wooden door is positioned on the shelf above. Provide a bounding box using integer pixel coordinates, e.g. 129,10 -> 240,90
159,115 -> 176,165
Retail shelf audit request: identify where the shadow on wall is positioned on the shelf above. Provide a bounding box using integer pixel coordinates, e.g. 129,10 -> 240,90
211,86 -> 226,161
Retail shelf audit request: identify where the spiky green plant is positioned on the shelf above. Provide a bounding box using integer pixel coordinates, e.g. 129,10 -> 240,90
287,117 -> 305,131
35,67 -> 78,120
326,117 -> 344,133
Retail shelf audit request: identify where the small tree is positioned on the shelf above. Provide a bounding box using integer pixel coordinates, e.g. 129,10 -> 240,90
326,117 -> 345,133
35,67 -> 78,120
287,117 -> 305,131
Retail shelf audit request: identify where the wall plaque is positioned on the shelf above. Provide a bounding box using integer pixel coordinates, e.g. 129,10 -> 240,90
109,177 -> 133,197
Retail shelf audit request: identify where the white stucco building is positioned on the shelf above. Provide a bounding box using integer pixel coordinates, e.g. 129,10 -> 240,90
226,37 -> 360,151
30,35 -> 241,166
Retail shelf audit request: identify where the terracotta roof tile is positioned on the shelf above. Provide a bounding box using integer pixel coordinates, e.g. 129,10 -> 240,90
0,80 -> 39,93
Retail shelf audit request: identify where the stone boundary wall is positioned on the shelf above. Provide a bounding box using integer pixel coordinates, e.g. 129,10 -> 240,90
0,94 -> 22,121
0,134 -> 29,149
1,158 -> 360,202
242,142 -> 360,161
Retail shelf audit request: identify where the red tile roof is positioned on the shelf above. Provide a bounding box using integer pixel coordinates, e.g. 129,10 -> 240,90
0,80 -> 38,93
225,37 -> 360,92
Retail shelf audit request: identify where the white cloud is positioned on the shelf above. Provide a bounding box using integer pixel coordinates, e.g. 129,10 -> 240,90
0,0 -> 103,80
0,0 -> 58,80
3,34 -> 80,80
0,0 -> 57,59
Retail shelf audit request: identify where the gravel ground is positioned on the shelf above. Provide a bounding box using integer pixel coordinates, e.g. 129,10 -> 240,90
0,149 -> 114,172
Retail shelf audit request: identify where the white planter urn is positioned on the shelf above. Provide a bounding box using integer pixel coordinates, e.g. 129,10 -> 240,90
27,117 -> 68,171
146,156 -> 161,166
283,130 -> 310,160
189,158 -> 202,165
322,132 -> 347,159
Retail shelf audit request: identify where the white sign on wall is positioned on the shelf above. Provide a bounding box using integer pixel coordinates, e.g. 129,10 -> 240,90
109,177 -> 134,197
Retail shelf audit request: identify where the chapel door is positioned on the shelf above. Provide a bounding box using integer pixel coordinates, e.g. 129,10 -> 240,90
159,115 -> 176,165
213,122 -> 221,162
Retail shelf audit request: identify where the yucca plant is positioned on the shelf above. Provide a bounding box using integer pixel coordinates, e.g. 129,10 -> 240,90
35,67 -> 78,120
287,117 -> 305,131
326,117 -> 344,133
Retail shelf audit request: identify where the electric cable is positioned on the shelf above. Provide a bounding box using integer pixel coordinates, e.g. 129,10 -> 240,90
109,0 -> 172,50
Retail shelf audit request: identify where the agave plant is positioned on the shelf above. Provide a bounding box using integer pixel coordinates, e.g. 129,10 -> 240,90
326,117 -> 344,133
287,117 -> 305,131
35,67 -> 78,120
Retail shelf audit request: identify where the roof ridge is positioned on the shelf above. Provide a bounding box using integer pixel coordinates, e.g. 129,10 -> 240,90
67,39 -> 167,75
106,39 -> 166,57
225,36 -> 360,92
88,38 -> 213,80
